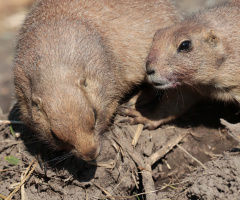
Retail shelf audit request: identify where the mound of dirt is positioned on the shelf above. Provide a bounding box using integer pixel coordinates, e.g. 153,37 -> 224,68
160,152 -> 240,200
0,101 -> 239,199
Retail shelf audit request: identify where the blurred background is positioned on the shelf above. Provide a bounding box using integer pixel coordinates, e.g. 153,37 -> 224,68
0,0 -> 34,115
0,0 -> 229,115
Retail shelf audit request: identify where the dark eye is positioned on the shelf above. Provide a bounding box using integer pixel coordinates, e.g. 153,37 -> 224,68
178,40 -> 192,52
93,108 -> 97,123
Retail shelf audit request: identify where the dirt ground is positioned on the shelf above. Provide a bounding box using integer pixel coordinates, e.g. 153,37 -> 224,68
0,0 -> 240,200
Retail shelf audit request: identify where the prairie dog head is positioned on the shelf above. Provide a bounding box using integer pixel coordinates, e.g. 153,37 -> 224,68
146,21 -> 230,89
14,20 -> 118,161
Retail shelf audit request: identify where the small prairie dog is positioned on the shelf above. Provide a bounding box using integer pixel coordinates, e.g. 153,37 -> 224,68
14,0 -> 179,161
120,1 -> 240,130
147,2 -> 240,105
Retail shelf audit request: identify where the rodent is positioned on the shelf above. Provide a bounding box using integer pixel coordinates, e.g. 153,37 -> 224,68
13,0 -> 179,161
143,1 -> 240,128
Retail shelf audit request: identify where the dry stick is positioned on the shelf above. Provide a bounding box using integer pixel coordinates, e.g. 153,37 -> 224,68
132,124 -> 144,147
131,172 -> 139,190
0,168 -> 15,172
102,190 -> 159,200
116,137 -> 157,200
87,161 -> 115,169
21,173 -> 27,200
143,162 -> 157,200
1,140 -> 22,144
0,193 -> 7,199
92,182 -> 115,200
130,166 -> 139,190
0,120 -> 24,125
114,176 -> 127,191
177,144 -> 207,170
148,132 -> 188,166
6,159 -> 37,200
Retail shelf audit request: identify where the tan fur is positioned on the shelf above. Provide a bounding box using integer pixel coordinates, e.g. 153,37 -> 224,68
145,2 -> 240,123
14,0 -> 179,161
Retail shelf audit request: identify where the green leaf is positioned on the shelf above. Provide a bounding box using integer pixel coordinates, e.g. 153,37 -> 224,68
133,193 -> 141,200
169,185 -> 177,189
4,155 -> 19,166
10,125 -> 15,137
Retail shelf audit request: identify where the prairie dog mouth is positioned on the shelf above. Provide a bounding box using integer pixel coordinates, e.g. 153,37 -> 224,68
148,77 -> 180,89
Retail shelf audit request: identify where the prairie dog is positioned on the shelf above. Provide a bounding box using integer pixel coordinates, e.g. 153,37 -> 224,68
139,2 -> 240,129
14,0 -> 179,161
147,2 -> 240,102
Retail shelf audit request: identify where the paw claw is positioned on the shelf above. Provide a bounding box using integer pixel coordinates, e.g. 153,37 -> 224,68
118,118 -> 129,124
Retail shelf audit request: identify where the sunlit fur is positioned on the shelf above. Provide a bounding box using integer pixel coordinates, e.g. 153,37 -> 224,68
147,2 -> 240,105
14,0 -> 179,161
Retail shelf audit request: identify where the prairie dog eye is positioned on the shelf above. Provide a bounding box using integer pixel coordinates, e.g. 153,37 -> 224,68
93,108 -> 97,122
178,40 -> 192,52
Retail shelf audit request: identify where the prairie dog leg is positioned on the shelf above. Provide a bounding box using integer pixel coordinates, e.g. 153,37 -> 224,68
119,86 -> 202,130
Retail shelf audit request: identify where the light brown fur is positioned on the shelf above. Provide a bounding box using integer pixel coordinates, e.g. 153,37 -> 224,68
14,0 -> 179,161
141,2 -> 240,127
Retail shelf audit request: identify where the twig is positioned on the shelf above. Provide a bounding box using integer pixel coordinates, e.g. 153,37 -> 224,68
104,134 -> 124,157
87,161 -> 116,169
131,171 -> 139,190
21,173 -> 28,200
99,189 -> 159,200
164,160 -> 171,170
1,140 -> 22,145
0,168 -> 16,172
92,182 -> 115,199
148,132 -> 188,166
6,159 -> 37,200
114,130 -> 157,200
114,175 -> 126,191
157,179 -> 189,191
177,144 -> 207,170
0,193 -> 7,199
132,124 -> 144,147
143,162 -> 157,200
0,120 -> 24,125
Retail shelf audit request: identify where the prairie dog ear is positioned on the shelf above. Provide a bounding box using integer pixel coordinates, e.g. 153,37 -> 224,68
32,96 -> 42,109
76,77 -> 87,88
204,30 -> 219,45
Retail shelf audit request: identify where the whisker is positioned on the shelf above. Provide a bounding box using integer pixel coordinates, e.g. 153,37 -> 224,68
23,139 -> 42,145
46,152 -> 73,166
178,86 -> 185,108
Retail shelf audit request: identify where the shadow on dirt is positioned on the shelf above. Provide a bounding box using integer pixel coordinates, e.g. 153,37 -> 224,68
129,83 -> 240,129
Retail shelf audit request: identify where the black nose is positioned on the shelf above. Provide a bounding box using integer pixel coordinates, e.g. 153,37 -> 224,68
146,68 -> 155,75
146,59 -> 155,75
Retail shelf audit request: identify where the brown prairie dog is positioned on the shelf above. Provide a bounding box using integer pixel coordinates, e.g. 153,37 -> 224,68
145,2 -> 240,122
14,0 -> 179,161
